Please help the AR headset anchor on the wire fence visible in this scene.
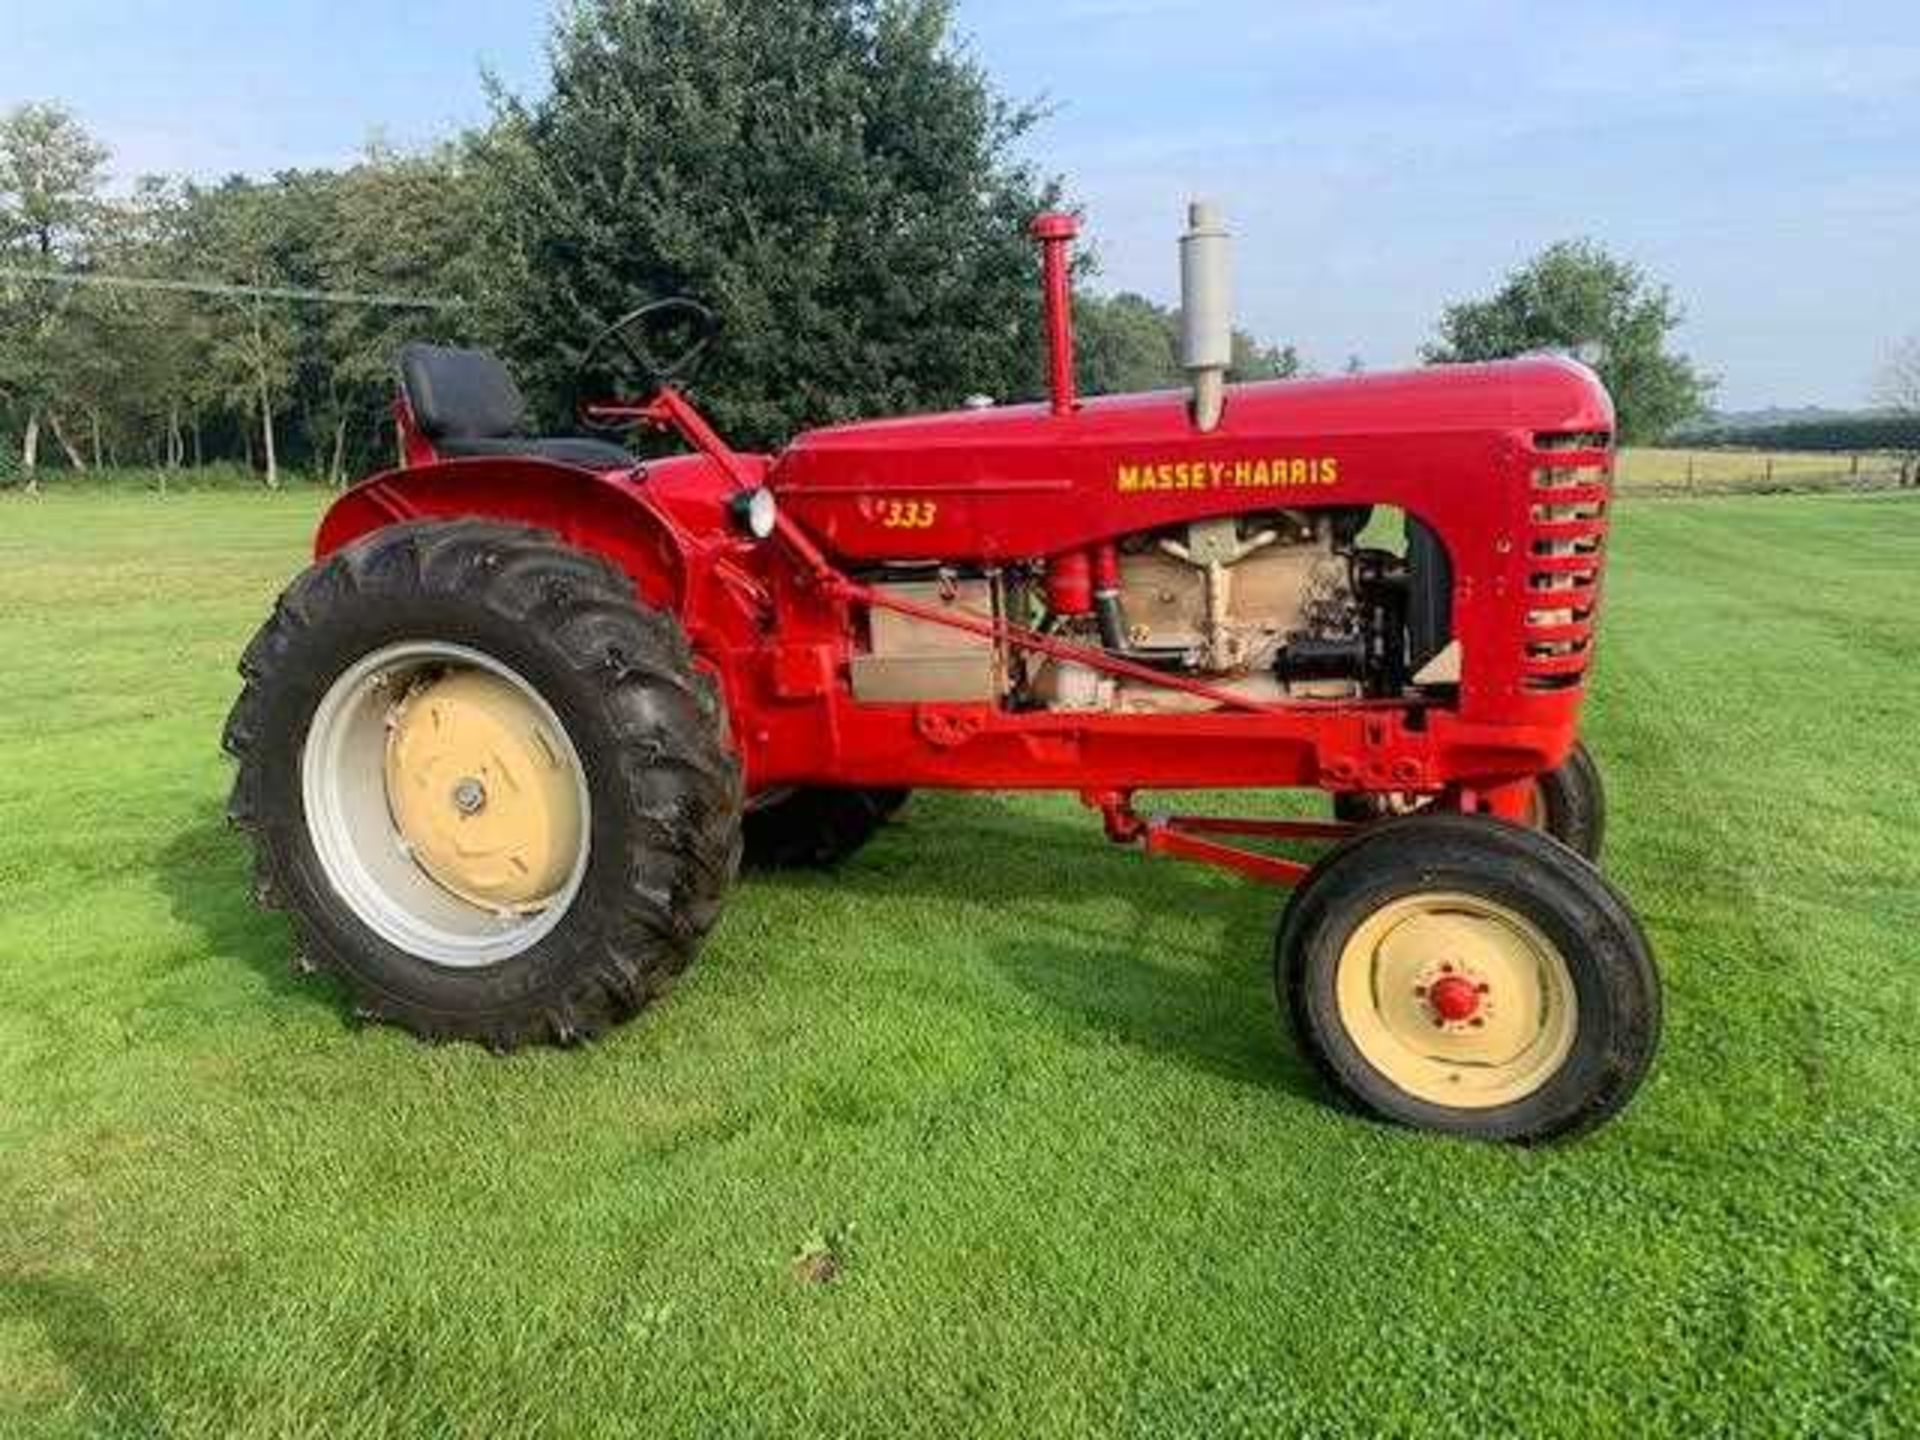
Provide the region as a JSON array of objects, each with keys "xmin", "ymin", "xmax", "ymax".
[{"xmin": 1615, "ymin": 448, "xmax": 1919, "ymax": 497}]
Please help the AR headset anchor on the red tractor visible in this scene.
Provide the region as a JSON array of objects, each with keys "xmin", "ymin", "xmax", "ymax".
[{"xmin": 226, "ymin": 203, "xmax": 1659, "ymax": 1142}]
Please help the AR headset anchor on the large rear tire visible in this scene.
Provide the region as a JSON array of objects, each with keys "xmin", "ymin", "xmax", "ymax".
[
  {"xmin": 223, "ymin": 519, "xmax": 742, "ymax": 1048},
  {"xmin": 1279, "ymin": 813, "xmax": 1658, "ymax": 1142}
]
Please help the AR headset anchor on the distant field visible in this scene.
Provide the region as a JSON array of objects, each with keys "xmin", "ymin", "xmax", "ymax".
[
  {"xmin": 1617, "ymin": 447, "xmax": 1911, "ymax": 495},
  {"xmin": 2, "ymin": 488, "xmax": 1918, "ymax": 1436}
]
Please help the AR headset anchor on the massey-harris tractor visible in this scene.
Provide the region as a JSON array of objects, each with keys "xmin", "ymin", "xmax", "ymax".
[{"xmin": 226, "ymin": 203, "xmax": 1660, "ymax": 1142}]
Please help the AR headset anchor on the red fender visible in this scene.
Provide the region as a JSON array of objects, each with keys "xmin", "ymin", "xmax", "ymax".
[{"xmin": 315, "ymin": 456, "xmax": 693, "ymax": 613}]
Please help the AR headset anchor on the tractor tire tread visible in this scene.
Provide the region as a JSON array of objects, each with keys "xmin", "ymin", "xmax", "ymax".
[
  {"xmin": 1537, "ymin": 738, "xmax": 1606, "ymax": 862},
  {"xmin": 222, "ymin": 518, "xmax": 742, "ymax": 1050}
]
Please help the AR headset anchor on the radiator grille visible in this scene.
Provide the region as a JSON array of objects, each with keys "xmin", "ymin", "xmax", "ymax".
[{"xmin": 1523, "ymin": 431, "xmax": 1612, "ymax": 692}]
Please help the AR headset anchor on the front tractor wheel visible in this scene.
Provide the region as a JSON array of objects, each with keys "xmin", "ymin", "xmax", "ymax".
[
  {"xmin": 1279, "ymin": 813, "xmax": 1659, "ymax": 1142},
  {"xmin": 223, "ymin": 519, "xmax": 743, "ymax": 1048}
]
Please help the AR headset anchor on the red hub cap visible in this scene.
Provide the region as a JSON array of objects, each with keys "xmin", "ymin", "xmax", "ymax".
[{"xmin": 1427, "ymin": 973, "xmax": 1482, "ymax": 1023}]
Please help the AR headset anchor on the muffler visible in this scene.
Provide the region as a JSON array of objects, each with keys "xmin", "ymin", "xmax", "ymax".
[{"xmin": 1180, "ymin": 200, "xmax": 1232, "ymax": 431}]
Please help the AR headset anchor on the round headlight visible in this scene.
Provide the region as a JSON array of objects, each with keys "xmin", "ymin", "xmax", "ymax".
[{"xmin": 730, "ymin": 486, "xmax": 778, "ymax": 540}]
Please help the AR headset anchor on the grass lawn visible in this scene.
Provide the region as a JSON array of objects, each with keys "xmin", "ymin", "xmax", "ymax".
[{"xmin": 2, "ymin": 488, "xmax": 1916, "ymax": 1437}]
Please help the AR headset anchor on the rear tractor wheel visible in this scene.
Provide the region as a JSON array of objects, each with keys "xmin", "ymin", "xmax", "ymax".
[
  {"xmin": 1279, "ymin": 813, "xmax": 1658, "ymax": 1142},
  {"xmin": 743, "ymin": 787, "xmax": 910, "ymax": 868},
  {"xmin": 223, "ymin": 519, "xmax": 743, "ymax": 1048},
  {"xmin": 1333, "ymin": 738, "xmax": 1606, "ymax": 861}
]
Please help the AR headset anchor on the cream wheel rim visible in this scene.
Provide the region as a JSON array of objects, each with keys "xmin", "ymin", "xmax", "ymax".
[
  {"xmin": 301, "ymin": 641, "xmax": 591, "ymax": 968},
  {"xmin": 1334, "ymin": 892, "xmax": 1577, "ymax": 1108}
]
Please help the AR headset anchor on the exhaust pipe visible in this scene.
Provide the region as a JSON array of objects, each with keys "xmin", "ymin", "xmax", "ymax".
[{"xmin": 1180, "ymin": 199, "xmax": 1232, "ymax": 431}]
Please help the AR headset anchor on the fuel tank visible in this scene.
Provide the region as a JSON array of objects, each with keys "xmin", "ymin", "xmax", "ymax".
[{"xmin": 770, "ymin": 355, "xmax": 1613, "ymax": 562}]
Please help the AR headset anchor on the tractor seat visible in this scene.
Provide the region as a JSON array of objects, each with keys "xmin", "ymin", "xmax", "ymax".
[{"xmin": 397, "ymin": 343, "xmax": 637, "ymax": 470}]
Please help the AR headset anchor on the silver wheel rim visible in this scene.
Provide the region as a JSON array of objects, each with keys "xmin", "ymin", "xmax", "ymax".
[{"xmin": 300, "ymin": 641, "xmax": 592, "ymax": 969}]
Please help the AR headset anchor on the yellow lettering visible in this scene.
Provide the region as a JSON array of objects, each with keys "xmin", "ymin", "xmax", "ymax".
[{"xmin": 1113, "ymin": 455, "xmax": 1338, "ymax": 495}]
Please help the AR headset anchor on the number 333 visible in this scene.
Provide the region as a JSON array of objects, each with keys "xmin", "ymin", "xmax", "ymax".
[{"xmin": 878, "ymin": 499, "xmax": 938, "ymax": 529}]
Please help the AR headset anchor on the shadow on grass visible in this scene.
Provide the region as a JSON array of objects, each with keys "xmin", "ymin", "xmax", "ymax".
[
  {"xmin": 155, "ymin": 790, "xmax": 1321, "ymax": 1105},
  {"xmin": 753, "ymin": 792, "xmax": 1324, "ymax": 1105},
  {"xmin": 154, "ymin": 803, "xmax": 352, "ymax": 1028},
  {"xmin": 984, "ymin": 925, "xmax": 1321, "ymax": 1103},
  {"xmin": 0, "ymin": 1273, "xmax": 164, "ymax": 1436}
]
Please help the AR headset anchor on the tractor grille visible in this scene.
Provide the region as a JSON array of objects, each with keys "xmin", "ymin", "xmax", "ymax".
[{"xmin": 1522, "ymin": 431, "xmax": 1613, "ymax": 692}]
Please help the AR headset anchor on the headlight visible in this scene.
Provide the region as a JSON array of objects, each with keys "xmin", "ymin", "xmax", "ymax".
[{"xmin": 729, "ymin": 486, "xmax": 778, "ymax": 540}]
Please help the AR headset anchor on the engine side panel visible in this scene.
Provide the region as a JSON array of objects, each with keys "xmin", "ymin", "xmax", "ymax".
[{"xmin": 768, "ymin": 357, "xmax": 1615, "ymax": 736}]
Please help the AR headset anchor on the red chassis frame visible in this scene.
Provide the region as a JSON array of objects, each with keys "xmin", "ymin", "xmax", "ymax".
[{"xmin": 332, "ymin": 262, "xmax": 1614, "ymax": 888}]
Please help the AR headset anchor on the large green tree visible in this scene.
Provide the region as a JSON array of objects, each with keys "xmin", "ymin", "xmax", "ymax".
[
  {"xmin": 471, "ymin": 0, "xmax": 1058, "ymax": 446},
  {"xmin": 1423, "ymin": 239, "xmax": 1713, "ymax": 443}
]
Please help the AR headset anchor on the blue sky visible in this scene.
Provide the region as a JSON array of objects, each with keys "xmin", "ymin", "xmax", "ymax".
[{"xmin": 5, "ymin": 0, "xmax": 1915, "ymax": 409}]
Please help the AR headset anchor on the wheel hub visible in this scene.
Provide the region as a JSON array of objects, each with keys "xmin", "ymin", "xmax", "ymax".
[
  {"xmin": 1424, "ymin": 971, "xmax": 1484, "ymax": 1024},
  {"xmin": 383, "ymin": 670, "xmax": 585, "ymax": 911},
  {"xmin": 1335, "ymin": 893, "xmax": 1577, "ymax": 1108}
]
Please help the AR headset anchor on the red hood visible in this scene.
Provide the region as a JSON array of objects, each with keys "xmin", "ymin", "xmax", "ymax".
[{"xmin": 775, "ymin": 356, "xmax": 1614, "ymax": 471}]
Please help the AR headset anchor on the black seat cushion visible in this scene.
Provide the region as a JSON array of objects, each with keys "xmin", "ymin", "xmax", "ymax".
[
  {"xmin": 435, "ymin": 435, "xmax": 638, "ymax": 469},
  {"xmin": 399, "ymin": 343, "xmax": 527, "ymax": 439},
  {"xmin": 397, "ymin": 342, "xmax": 636, "ymax": 470}
]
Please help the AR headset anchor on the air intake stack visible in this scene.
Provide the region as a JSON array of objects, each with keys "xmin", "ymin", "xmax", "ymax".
[
  {"xmin": 1180, "ymin": 200, "xmax": 1233, "ymax": 431},
  {"xmin": 1030, "ymin": 211, "xmax": 1081, "ymax": 416}
]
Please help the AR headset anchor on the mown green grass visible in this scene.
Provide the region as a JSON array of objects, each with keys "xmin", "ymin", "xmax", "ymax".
[{"xmin": 1, "ymin": 489, "xmax": 1916, "ymax": 1438}]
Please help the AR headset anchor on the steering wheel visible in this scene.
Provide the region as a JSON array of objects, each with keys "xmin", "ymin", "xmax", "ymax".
[{"xmin": 577, "ymin": 298, "xmax": 719, "ymax": 428}]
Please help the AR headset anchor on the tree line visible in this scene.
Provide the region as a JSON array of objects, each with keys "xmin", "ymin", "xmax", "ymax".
[
  {"xmin": 1678, "ymin": 414, "xmax": 1920, "ymax": 453},
  {"xmin": 0, "ymin": 114, "xmax": 481, "ymax": 489},
  {"xmin": 2, "ymin": 0, "xmax": 1728, "ymax": 493}
]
